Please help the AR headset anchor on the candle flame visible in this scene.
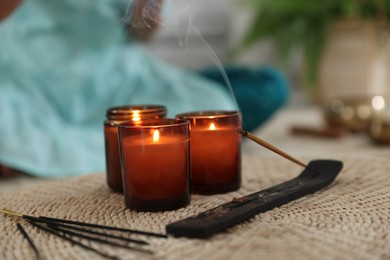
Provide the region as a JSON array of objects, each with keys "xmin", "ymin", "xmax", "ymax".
[
  {"xmin": 153, "ymin": 129, "xmax": 160, "ymax": 142},
  {"xmin": 132, "ymin": 112, "xmax": 141, "ymax": 122},
  {"xmin": 209, "ymin": 123, "xmax": 216, "ymax": 130}
]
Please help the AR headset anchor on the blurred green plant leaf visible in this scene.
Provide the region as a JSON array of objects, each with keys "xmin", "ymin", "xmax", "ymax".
[{"xmin": 238, "ymin": 0, "xmax": 390, "ymax": 91}]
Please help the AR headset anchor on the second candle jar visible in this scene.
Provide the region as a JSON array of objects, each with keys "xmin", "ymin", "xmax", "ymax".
[
  {"xmin": 176, "ymin": 111, "xmax": 242, "ymax": 194},
  {"xmin": 104, "ymin": 105, "xmax": 167, "ymax": 192}
]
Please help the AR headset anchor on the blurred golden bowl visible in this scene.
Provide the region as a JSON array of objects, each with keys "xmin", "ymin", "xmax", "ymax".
[
  {"xmin": 323, "ymin": 96, "xmax": 386, "ymax": 133},
  {"xmin": 369, "ymin": 95, "xmax": 390, "ymax": 144},
  {"xmin": 369, "ymin": 118, "xmax": 390, "ymax": 145}
]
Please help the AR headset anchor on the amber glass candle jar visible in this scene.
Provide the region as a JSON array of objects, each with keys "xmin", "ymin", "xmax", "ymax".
[
  {"xmin": 104, "ymin": 105, "xmax": 167, "ymax": 192},
  {"xmin": 176, "ymin": 111, "xmax": 242, "ymax": 194},
  {"xmin": 118, "ymin": 119, "xmax": 191, "ymax": 212}
]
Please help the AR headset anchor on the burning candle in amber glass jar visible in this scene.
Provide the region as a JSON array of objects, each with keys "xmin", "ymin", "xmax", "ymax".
[
  {"xmin": 104, "ymin": 105, "xmax": 167, "ymax": 193},
  {"xmin": 118, "ymin": 119, "xmax": 190, "ymax": 212},
  {"xmin": 176, "ymin": 111, "xmax": 242, "ymax": 194}
]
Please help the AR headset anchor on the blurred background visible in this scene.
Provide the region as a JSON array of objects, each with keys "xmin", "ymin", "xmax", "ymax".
[
  {"xmin": 146, "ymin": 0, "xmax": 275, "ymax": 69},
  {"xmin": 1, "ymin": 0, "xmax": 390, "ymax": 191},
  {"xmin": 145, "ymin": 0, "xmax": 390, "ymax": 137},
  {"xmin": 145, "ymin": 0, "xmax": 290, "ymax": 80}
]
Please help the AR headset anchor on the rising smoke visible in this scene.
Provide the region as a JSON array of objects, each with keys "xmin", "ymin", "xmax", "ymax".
[{"xmin": 123, "ymin": 0, "xmax": 239, "ymax": 110}]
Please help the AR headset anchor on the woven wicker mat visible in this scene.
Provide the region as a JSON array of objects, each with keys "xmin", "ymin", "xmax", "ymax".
[{"xmin": 1, "ymin": 155, "xmax": 390, "ymax": 260}]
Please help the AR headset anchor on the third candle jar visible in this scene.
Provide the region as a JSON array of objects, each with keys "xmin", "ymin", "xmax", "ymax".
[{"xmin": 176, "ymin": 111, "xmax": 242, "ymax": 194}]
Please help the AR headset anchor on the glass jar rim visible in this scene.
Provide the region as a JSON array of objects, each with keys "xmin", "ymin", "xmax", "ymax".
[
  {"xmin": 176, "ymin": 110, "xmax": 240, "ymax": 119},
  {"xmin": 106, "ymin": 105, "xmax": 167, "ymax": 117},
  {"xmin": 118, "ymin": 118, "xmax": 189, "ymax": 129}
]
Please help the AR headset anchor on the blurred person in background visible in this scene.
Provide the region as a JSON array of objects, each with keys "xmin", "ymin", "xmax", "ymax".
[{"xmin": 0, "ymin": 0, "xmax": 289, "ymax": 179}]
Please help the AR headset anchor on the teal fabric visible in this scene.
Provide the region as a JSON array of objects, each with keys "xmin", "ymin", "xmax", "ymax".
[
  {"xmin": 0, "ymin": 0, "xmax": 236, "ymax": 178},
  {"xmin": 0, "ymin": 0, "xmax": 288, "ymax": 178}
]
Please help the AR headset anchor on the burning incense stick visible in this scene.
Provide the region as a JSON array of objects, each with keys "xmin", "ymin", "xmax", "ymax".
[
  {"xmin": 237, "ymin": 129, "xmax": 308, "ymax": 169},
  {"xmin": 16, "ymin": 223, "xmax": 42, "ymax": 260}
]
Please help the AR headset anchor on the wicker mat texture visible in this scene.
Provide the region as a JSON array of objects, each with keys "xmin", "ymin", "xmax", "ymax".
[{"xmin": 1, "ymin": 155, "xmax": 389, "ymax": 260}]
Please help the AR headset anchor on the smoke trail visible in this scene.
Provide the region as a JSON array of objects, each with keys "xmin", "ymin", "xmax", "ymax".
[
  {"xmin": 191, "ymin": 25, "xmax": 239, "ymax": 110},
  {"xmin": 123, "ymin": 0, "xmax": 239, "ymax": 110}
]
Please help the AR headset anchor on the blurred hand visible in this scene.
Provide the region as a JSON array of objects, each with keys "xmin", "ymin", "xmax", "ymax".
[
  {"xmin": 0, "ymin": 164, "xmax": 19, "ymax": 178},
  {"xmin": 0, "ymin": 0, "xmax": 23, "ymax": 21},
  {"xmin": 129, "ymin": 0, "xmax": 163, "ymax": 41}
]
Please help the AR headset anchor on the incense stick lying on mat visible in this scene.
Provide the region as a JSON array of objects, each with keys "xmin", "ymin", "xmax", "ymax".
[
  {"xmin": 35, "ymin": 217, "xmax": 148, "ymax": 245},
  {"xmin": 28, "ymin": 221, "xmax": 120, "ymax": 259},
  {"xmin": 2, "ymin": 208, "xmax": 166, "ymax": 258},
  {"xmin": 1, "ymin": 208, "xmax": 166, "ymax": 238},
  {"xmin": 37, "ymin": 215, "xmax": 168, "ymax": 238},
  {"xmin": 16, "ymin": 223, "xmax": 42, "ymax": 260}
]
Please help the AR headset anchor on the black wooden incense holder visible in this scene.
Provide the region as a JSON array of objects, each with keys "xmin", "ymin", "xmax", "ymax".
[{"xmin": 166, "ymin": 160, "xmax": 343, "ymax": 238}]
